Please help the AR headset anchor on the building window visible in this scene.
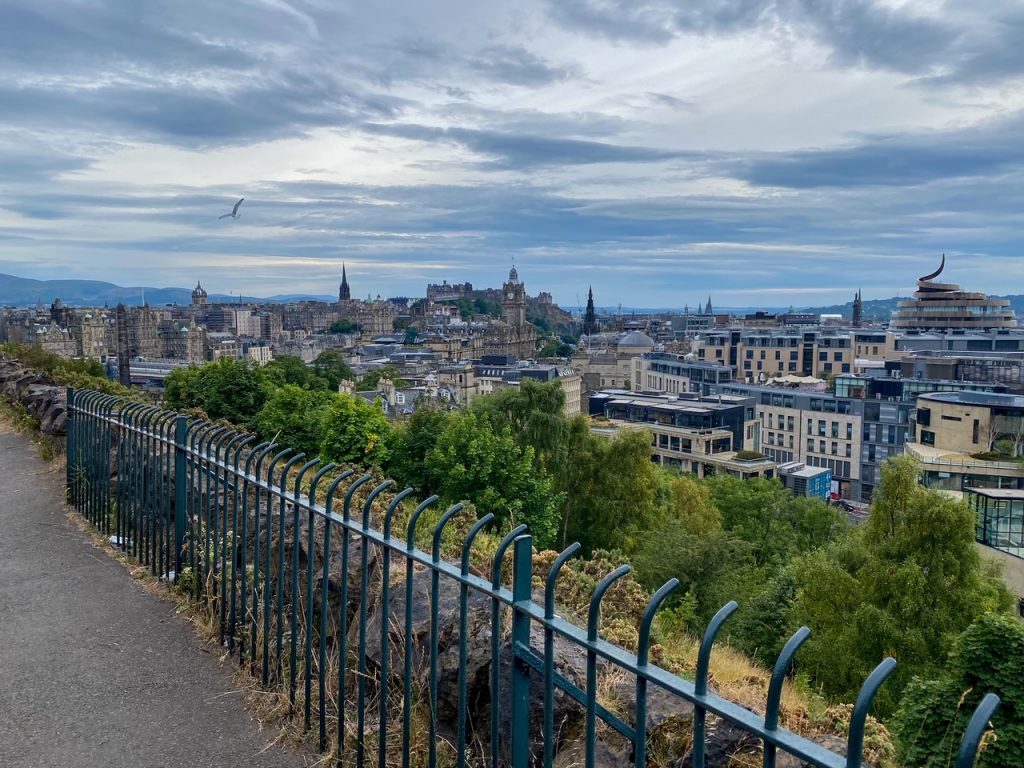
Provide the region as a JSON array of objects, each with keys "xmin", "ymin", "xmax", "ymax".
[
  {"xmin": 790, "ymin": 351, "xmax": 798, "ymax": 361},
  {"xmin": 973, "ymin": 419, "xmax": 980, "ymax": 444},
  {"xmin": 831, "ymin": 441, "xmax": 838, "ymax": 455},
  {"xmin": 834, "ymin": 351, "xmax": 842, "ymax": 361},
  {"xmin": 841, "ymin": 363, "xmax": 850, "ymax": 373},
  {"xmin": 806, "ymin": 438, "xmax": 814, "ymax": 452},
  {"xmin": 819, "ymin": 351, "xmax": 828, "ymax": 361},
  {"xmin": 775, "ymin": 351, "xmax": 781, "ymax": 360},
  {"xmin": 819, "ymin": 440, "xmax": 826, "ymax": 453},
  {"xmin": 818, "ymin": 420, "xmax": 826, "ymax": 436},
  {"xmin": 921, "ymin": 430, "xmax": 935, "ymax": 447},
  {"xmin": 831, "ymin": 421, "xmax": 839, "ymax": 437},
  {"xmin": 846, "ymin": 444, "xmax": 852, "ymax": 457}
]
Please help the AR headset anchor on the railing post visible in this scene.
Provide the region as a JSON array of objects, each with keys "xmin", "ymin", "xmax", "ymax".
[
  {"xmin": 173, "ymin": 414, "xmax": 188, "ymax": 581},
  {"xmin": 510, "ymin": 534, "xmax": 533, "ymax": 768},
  {"xmin": 66, "ymin": 387, "xmax": 76, "ymax": 502}
]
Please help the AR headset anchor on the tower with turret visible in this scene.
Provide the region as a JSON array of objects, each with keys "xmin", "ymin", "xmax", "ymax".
[
  {"xmin": 852, "ymin": 289, "xmax": 863, "ymax": 327},
  {"xmin": 191, "ymin": 281, "xmax": 208, "ymax": 307}
]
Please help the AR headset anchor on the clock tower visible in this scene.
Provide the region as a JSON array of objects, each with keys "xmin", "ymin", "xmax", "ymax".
[{"xmin": 501, "ymin": 265, "xmax": 526, "ymax": 327}]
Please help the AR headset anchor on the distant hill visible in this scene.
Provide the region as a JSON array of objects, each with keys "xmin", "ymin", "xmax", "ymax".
[
  {"xmin": 0, "ymin": 273, "xmax": 332, "ymax": 307},
  {"xmin": 801, "ymin": 295, "xmax": 1024, "ymax": 322},
  {"xmin": 800, "ymin": 297, "xmax": 907, "ymax": 322}
]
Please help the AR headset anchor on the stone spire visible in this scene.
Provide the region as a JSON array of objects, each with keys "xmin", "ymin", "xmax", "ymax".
[
  {"xmin": 583, "ymin": 286, "xmax": 597, "ymax": 336},
  {"xmin": 852, "ymin": 288, "xmax": 863, "ymax": 327},
  {"xmin": 339, "ymin": 263, "xmax": 351, "ymax": 301},
  {"xmin": 704, "ymin": 296, "xmax": 713, "ymax": 315}
]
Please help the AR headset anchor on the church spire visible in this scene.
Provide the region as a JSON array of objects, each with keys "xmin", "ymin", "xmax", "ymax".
[
  {"xmin": 339, "ymin": 263, "xmax": 351, "ymax": 301},
  {"xmin": 583, "ymin": 285, "xmax": 597, "ymax": 336},
  {"xmin": 704, "ymin": 295, "xmax": 713, "ymax": 315}
]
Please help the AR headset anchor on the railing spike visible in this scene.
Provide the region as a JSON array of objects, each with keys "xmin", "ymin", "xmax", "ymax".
[
  {"xmin": 846, "ymin": 657, "xmax": 896, "ymax": 768},
  {"xmin": 545, "ymin": 543, "xmax": 582, "ymax": 620},
  {"xmin": 693, "ymin": 601, "xmax": 739, "ymax": 768},
  {"xmin": 461, "ymin": 513, "xmax": 494, "ymax": 574},
  {"xmin": 955, "ymin": 692, "xmax": 1000, "ymax": 768},
  {"xmin": 763, "ymin": 626, "xmax": 811, "ymax": 768}
]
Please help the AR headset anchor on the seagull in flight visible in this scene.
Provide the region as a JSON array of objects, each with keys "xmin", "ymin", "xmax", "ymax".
[{"xmin": 219, "ymin": 198, "xmax": 245, "ymax": 220}]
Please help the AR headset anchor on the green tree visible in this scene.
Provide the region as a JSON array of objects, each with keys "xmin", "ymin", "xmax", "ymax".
[
  {"xmin": 164, "ymin": 365, "xmax": 203, "ymax": 411},
  {"xmin": 472, "ymin": 379, "xmax": 567, "ymax": 472},
  {"xmin": 253, "ymin": 385, "xmax": 336, "ymax": 455},
  {"xmin": 392, "ymin": 317, "xmax": 411, "ymax": 331},
  {"xmin": 665, "ymin": 474, "xmax": 720, "ymax": 536},
  {"xmin": 263, "ymin": 355, "xmax": 324, "ymax": 390},
  {"xmin": 327, "ymin": 318, "xmax": 360, "ymax": 334},
  {"xmin": 725, "ymin": 568, "xmax": 799, "ymax": 666},
  {"xmin": 707, "ymin": 475, "xmax": 843, "ymax": 565},
  {"xmin": 164, "ymin": 358, "xmax": 268, "ymax": 426},
  {"xmin": 556, "ymin": 424, "xmax": 664, "ymax": 553},
  {"xmin": 312, "ymin": 350, "xmax": 354, "ymax": 391},
  {"xmin": 538, "ymin": 339, "xmax": 573, "ymax": 358},
  {"xmin": 792, "ymin": 456, "xmax": 1013, "ymax": 714},
  {"xmin": 632, "ymin": 520, "xmax": 754, "ymax": 626},
  {"xmin": 387, "ymin": 406, "xmax": 454, "ymax": 494},
  {"xmin": 403, "ymin": 327, "xmax": 419, "ymax": 345},
  {"xmin": 357, "ymin": 365, "xmax": 408, "ymax": 391},
  {"xmin": 425, "ymin": 411, "xmax": 559, "ymax": 547},
  {"xmin": 319, "ymin": 393, "xmax": 393, "ymax": 466},
  {"xmin": 893, "ymin": 612, "xmax": 1024, "ymax": 768}
]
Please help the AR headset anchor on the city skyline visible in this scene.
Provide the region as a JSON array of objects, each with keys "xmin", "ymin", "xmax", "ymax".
[{"xmin": 2, "ymin": 2, "xmax": 1024, "ymax": 305}]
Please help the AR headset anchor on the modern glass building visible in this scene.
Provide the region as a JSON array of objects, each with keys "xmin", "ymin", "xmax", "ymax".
[{"xmin": 968, "ymin": 488, "xmax": 1024, "ymax": 560}]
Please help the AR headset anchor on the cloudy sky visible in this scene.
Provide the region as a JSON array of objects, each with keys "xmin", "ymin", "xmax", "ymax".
[{"xmin": 2, "ymin": 1, "xmax": 1023, "ymax": 307}]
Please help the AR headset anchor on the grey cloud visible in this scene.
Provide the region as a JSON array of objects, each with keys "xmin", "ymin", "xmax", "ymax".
[
  {"xmin": 0, "ymin": 150, "xmax": 91, "ymax": 182},
  {"xmin": 362, "ymin": 122, "xmax": 687, "ymax": 167},
  {"xmin": 740, "ymin": 112, "xmax": 1024, "ymax": 188},
  {"xmin": 0, "ymin": 71, "xmax": 408, "ymax": 147},
  {"xmin": 467, "ymin": 44, "xmax": 579, "ymax": 86},
  {"xmin": 545, "ymin": 0, "xmax": 1024, "ymax": 84},
  {"xmin": 0, "ymin": 2, "xmax": 257, "ymax": 73},
  {"xmin": 647, "ymin": 92, "xmax": 697, "ymax": 112}
]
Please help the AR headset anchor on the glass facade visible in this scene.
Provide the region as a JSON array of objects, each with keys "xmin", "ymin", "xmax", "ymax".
[{"xmin": 969, "ymin": 489, "xmax": 1024, "ymax": 559}]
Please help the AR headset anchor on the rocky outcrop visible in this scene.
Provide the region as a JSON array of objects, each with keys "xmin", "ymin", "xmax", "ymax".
[{"xmin": 0, "ymin": 360, "xmax": 67, "ymax": 435}]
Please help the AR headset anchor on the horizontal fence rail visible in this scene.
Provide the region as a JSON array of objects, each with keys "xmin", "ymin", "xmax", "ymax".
[{"xmin": 64, "ymin": 388, "xmax": 1000, "ymax": 768}]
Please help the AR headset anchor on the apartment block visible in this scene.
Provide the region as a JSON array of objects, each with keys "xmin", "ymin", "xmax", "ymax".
[
  {"xmin": 589, "ymin": 390, "xmax": 774, "ymax": 480},
  {"xmin": 631, "ymin": 353, "xmax": 734, "ymax": 396},
  {"xmin": 693, "ymin": 327, "xmax": 853, "ymax": 380}
]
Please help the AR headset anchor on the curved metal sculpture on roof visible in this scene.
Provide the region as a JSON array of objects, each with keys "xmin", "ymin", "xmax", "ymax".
[{"xmin": 919, "ymin": 253, "xmax": 945, "ymax": 282}]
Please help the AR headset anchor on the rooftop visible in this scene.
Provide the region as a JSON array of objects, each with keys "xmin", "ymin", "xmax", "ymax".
[
  {"xmin": 967, "ymin": 488, "xmax": 1024, "ymax": 500},
  {"xmin": 919, "ymin": 390, "xmax": 1024, "ymax": 408}
]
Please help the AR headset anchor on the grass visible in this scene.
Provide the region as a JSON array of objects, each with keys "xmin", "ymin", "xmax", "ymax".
[{"xmin": 0, "ymin": 396, "xmax": 63, "ymax": 461}]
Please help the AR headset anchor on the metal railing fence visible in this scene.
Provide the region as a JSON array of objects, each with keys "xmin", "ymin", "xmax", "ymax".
[{"xmin": 65, "ymin": 388, "xmax": 1000, "ymax": 768}]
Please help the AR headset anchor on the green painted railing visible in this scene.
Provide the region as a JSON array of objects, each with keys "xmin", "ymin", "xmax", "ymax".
[{"xmin": 65, "ymin": 388, "xmax": 1000, "ymax": 768}]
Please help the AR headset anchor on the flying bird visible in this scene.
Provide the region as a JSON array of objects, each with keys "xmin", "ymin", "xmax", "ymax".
[{"xmin": 219, "ymin": 198, "xmax": 245, "ymax": 219}]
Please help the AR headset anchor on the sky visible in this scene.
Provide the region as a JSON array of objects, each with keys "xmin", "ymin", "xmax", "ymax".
[{"xmin": 2, "ymin": 1, "xmax": 1024, "ymax": 308}]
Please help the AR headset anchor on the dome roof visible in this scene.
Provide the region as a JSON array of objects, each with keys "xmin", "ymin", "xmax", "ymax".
[{"xmin": 618, "ymin": 330, "xmax": 655, "ymax": 349}]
